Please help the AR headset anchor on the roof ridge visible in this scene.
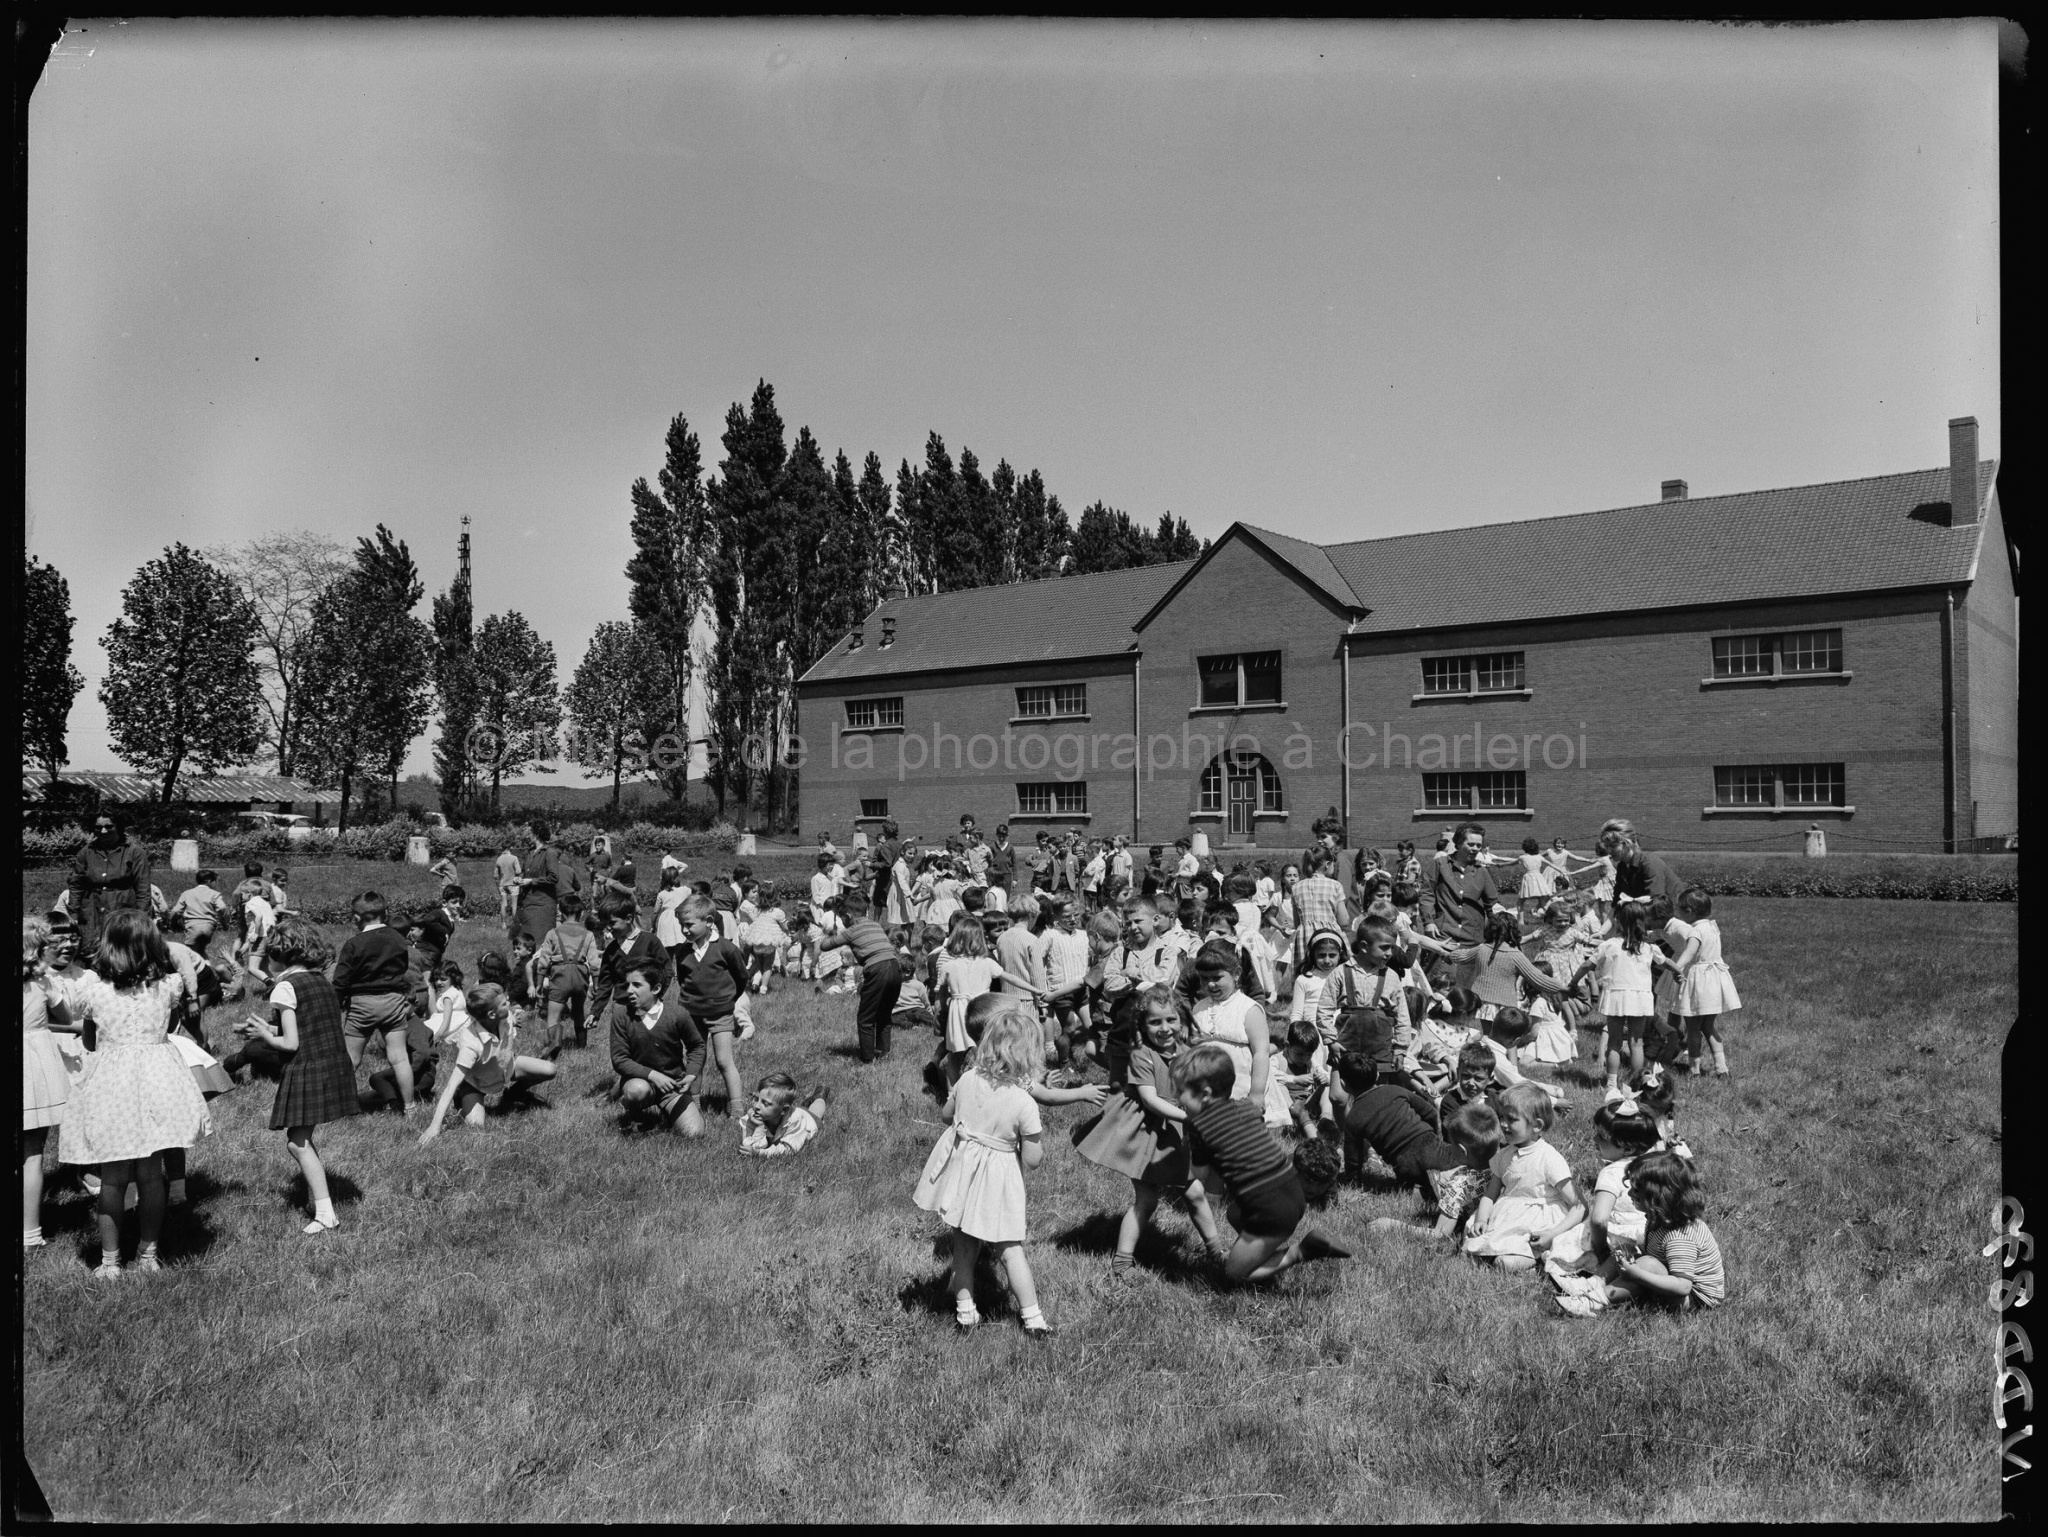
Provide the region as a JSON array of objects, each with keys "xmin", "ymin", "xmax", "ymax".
[{"xmin": 1319, "ymin": 461, "xmax": 1976, "ymax": 555}]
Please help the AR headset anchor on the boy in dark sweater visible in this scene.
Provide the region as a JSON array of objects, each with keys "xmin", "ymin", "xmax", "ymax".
[
  {"xmin": 610, "ymin": 960, "xmax": 705, "ymax": 1137},
  {"xmin": 672, "ymin": 895, "xmax": 751, "ymax": 1113},
  {"xmin": 333, "ymin": 890, "xmax": 421, "ymax": 1112},
  {"xmin": 1332, "ymin": 1010, "xmax": 1465, "ymax": 1187},
  {"xmin": 1173, "ymin": 1044, "xmax": 1351, "ymax": 1285}
]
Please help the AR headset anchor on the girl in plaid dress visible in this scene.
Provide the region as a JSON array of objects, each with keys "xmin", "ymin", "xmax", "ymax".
[{"xmin": 240, "ymin": 918, "xmax": 358, "ymax": 1235}]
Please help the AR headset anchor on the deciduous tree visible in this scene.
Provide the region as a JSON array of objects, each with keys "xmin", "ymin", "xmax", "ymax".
[
  {"xmin": 565, "ymin": 620, "xmax": 675, "ymax": 812},
  {"xmin": 100, "ymin": 545, "xmax": 265, "ymax": 803},
  {"xmin": 471, "ymin": 611, "xmax": 559, "ymax": 816},
  {"xmin": 22, "ymin": 553, "xmax": 85, "ymax": 785},
  {"xmin": 205, "ymin": 532, "xmax": 349, "ymax": 774}
]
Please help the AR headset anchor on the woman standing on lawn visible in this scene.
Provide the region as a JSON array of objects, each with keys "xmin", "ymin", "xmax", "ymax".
[
  {"xmin": 240, "ymin": 917, "xmax": 358, "ymax": 1235},
  {"xmin": 513, "ymin": 822, "xmax": 582, "ymax": 947},
  {"xmin": 62, "ymin": 911, "xmax": 214, "ymax": 1277}
]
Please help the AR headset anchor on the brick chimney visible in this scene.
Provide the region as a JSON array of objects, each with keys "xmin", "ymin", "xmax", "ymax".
[
  {"xmin": 1661, "ymin": 479, "xmax": 1688, "ymax": 502},
  {"xmin": 1949, "ymin": 416, "xmax": 1980, "ymax": 526},
  {"xmin": 847, "ymin": 624, "xmax": 864, "ymax": 652},
  {"xmin": 880, "ymin": 617, "xmax": 896, "ymax": 649}
]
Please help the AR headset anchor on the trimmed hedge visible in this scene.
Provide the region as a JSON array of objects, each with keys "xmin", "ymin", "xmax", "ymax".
[
  {"xmin": 1651, "ymin": 852, "xmax": 2015, "ymax": 903},
  {"xmin": 19, "ymin": 817, "xmax": 741, "ymax": 869}
]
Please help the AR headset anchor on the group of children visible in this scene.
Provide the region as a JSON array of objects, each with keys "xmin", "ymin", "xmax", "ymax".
[
  {"xmin": 885, "ymin": 831, "xmax": 1739, "ymax": 1333},
  {"xmin": 24, "ymin": 823, "xmax": 1734, "ymax": 1328},
  {"xmin": 19, "ymin": 845, "xmax": 850, "ymax": 1271}
]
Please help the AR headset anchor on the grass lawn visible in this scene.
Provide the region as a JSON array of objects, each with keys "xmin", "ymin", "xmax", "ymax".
[{"xmin": 21, "ymin": 898, "xmax": 2007, "ymax": 1520}]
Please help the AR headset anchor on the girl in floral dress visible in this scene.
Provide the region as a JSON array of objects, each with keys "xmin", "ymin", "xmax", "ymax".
[{"xmin": 62, "ymin": 912, "xmax": 213, "ymax": 1277}]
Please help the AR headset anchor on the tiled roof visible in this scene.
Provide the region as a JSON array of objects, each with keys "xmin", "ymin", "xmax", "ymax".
[
  {"xmin": 25, "ymin": 771, "xmax": 344, "ymax": 805},
  {"xmin": 796, "ymin": 460, "xmax": 1996, "ymax": 682},
  {"xmin": 1325, "ymin": 463, "xmax": 1995, "ymax": 635},
  {"xmin": 1237, "ymin": 524, "xmax": 1367, "ymax": 614},
  {"xmin": 798, "ymin": 561, "xmax": 1191, "ymax": 684}
]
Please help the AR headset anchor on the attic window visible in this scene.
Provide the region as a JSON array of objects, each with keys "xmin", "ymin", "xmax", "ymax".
[{"xmin": 1197, "ymin": 652, "xmax": 1283, "ymax": 709}]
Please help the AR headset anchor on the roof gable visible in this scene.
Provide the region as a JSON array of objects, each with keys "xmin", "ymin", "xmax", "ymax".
[{"xmin": 1131, "ymin": 523, "xmax": 1367, "ymax": 632}]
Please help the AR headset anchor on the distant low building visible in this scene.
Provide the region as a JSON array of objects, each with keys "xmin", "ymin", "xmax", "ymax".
[
  {"xmin": 796, "ymin": 417, "xmax": 2015, "ymax": 853},
  {"xmin": 24, "ymin": 771, "xmax": 344, "ymax": 820}
]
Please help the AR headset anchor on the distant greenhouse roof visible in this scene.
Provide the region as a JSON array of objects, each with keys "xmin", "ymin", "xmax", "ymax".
[{"xmin": 24, "ymin": 771, "xmax": 344, "ymax": 805}]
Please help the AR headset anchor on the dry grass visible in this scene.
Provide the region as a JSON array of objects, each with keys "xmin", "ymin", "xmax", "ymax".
[{"xmin": 20, "ymin": 898, "xmax": 2006, "ymax": 1520}]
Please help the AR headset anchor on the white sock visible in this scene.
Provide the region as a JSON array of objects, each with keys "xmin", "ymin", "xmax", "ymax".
[
  {"xmin": 1020, "ymin": 1304, "xmax": 1047, "ymax": 1329},
  {"xmin": 23, "ymin": 1226, "xmax": 42, "ymax": 1243},
  {"xmin": 314, "ymin": 1198, "xmax": 335, "ymax": 1222},
  {"xmin": 955, "ymin": 1293, "xmax": 979, "ymax": 1320}
]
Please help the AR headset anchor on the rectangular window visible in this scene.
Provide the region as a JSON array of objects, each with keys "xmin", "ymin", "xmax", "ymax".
[
  {"xmin": 1781, "ymin": 763, "xmax": 1847, "ymax": 806},
  {"xmin": 1421, "ymin": 771, "xmax": 1526, "ymax": 810},
  {"xmin": 858, "ymin": 798, "xmax": 889, "ymax": 819},
  {"xmin": 1712, "ymin": 635, "xmax": 1772, "ymax": 677},
  {"xmin": 1197, "ymin": 652, "xmax": 1284, "ymax": 708},
  {"xmin": 1421, "ymin": 652, "xmax": 1526, "ymax": 695},
  {"xmin": 1421, "ymin": 656, "xmax": 1471, "ymax": 695},
  {"xmin": 1198, "ymin": 654, "xmax": 1240, "ymax": 707},
  {"xmin": 1473, "ymin": 652, "xmax": 1526, "ymax": 692},
  {"xmin": 1713, "ymin": 630, "xmax": 1846, "ymax": 678},
  {"xmin": 1017, "ymin": 782, "xmax": 1088, "ymax": 816},
  {"xmin": 845, "ymin": 697, "xmax": 904, "ymax": 730},
  {"xmin": 1015, "ymin": 683, "xmax": 1087, "ymax": 718},
  {"xmin": 1713, "ymin": 766, "xmax": 1775, "ymax": 807},
  {"xmin": 1778, "ymin": 629, "xmax": 1843, "ymax": 674}
]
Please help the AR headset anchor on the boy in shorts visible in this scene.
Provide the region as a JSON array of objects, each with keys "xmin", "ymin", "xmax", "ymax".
[
  {"xmin": 1173, "ymin": 1043, "xmax": 1351, "ymax": 1284},
  {"xmin": 672, "ymin": 895, "xmax": 751, "ymax": 1113}
]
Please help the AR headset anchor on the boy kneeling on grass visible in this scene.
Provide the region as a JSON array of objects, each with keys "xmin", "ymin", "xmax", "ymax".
[
  {"xmin": 1172, "ymin": 1043, "xmax": 1352, "ymax": 1285},
  {"xmin": 609, "ymin": 960, "xmax": 705, "ymax": 1137}
]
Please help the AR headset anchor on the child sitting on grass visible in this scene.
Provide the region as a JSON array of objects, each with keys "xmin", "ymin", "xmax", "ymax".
[
  {"xmin": 737, "ymin": 1073, "xmax": 830, "ymax": 1158},
  {"xmin": 1072, "ymin": 985, "xmax": 1225, "ymax": 1276},
  {"xmin": 1273, "ymin": 1016, "xmax": 1331, "ymax": 1140},
  {"xmin": 1554, "ymin": 1149, "xmax": 1724, "ymax": 1316},
  {"xmin": 1369, "ymin": 1098, "xmax": 1503, "ymax": 1243},
  {"xmin": 1173, "ymin": 1043, "xmax": 1351, "ymax": 1285},
  {"xmin": 1462, "ymin": 1082, "xmax": 1587, "ymax": 1273},
  {"xmin": 1544, "ymin": 1087, "xmax": 1663, "ymax": 1292},
  {"xmin": 609, "ymin": 960, "xmax": 704, "ymax": 1137},
  {"xmin": 913, "ymin": 1003, "xmax": 1055, "ymax": 1336}
]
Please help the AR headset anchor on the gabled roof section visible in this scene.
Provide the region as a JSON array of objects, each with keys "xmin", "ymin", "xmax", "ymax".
[
  {"xmin": 1131, "ymin": 522, "xmax": 1367, "ymax": 632},
  {"xmin": 1324, "ymin": 462, "xmax": 1996, "ymax": 635},
  {"xmin": 797, "ymin": 561, "xmax": 1190, "ymax": 685}
]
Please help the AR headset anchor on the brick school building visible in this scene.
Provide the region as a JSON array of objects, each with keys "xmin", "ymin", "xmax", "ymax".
[{"xmin": 794, "ymin": 417, "xmax": 2015, "ymax": 855}]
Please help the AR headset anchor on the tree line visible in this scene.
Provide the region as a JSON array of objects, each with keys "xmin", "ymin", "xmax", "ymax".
[{"xmin": 19, "ymin": 379, "xmax": 1205, "ymax": 829}]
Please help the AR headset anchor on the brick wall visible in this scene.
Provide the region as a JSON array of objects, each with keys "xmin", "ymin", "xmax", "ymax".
[
  {"xmin": 1343, "ymin": 591, "xmax": 1950, "ymax": 850},
  {"xmin": 795, "ymin": 655, "xmax": 1138, "ymax": 845},
  {"xmin": 1129, "ymin": 536, "xmax": 1354, "ymax": 847}
]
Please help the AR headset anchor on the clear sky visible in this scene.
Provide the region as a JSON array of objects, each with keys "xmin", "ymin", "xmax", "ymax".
[{"xmin": 28, "ymin": 18, "xmax": 2000, "ymax": 780}]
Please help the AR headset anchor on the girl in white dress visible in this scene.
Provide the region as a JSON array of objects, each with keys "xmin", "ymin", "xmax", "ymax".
[
  {"xmin": 933, "ymin": 916, "xmax": 1042, "ymax": 1078},
  {"xmin": 62, "ymin": 912, "xmax": 214, "ymax": 1278},
  {"xmin": 1463, "ymin": 1082, "xmax": 1587, "ymax": 1271},
  {"xmin": 1669, "ymin": 887, "xmax": 1741, "ymax": 1077},
  {"xmin": 1191, "ymin": 948, "xmax": 1292, "ymax": 1128},
  {"xmin": 913, "ymin": 1002, "xmax": 1053, "ymax": 1336},
  {"xmin": 1569, "ymin": 902, "xmax": 1667, "ymax": 1091}
]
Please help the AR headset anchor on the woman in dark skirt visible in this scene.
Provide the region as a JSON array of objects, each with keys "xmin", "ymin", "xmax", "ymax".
[{"xmin": 237, "ymin": 917, "xmax": 358, "ymax": 1235}]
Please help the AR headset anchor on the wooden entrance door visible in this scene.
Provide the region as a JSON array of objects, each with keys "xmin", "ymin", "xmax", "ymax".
[{"xmin": 1227, "ymin": 771, "xmax": 1256, "ymax": 841}]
